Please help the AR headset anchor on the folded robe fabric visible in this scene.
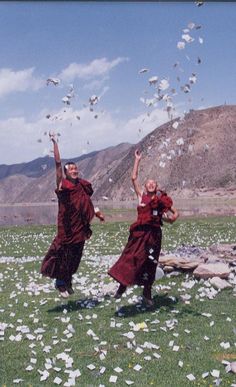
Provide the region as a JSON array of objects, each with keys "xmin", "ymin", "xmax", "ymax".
[
  {"xmin": 41, "ymin": 178, "xmax": 95, "ymax": 281},
  {"xmin": 108, "ymin": 191, "xmax": 173, "ymax": 287}
]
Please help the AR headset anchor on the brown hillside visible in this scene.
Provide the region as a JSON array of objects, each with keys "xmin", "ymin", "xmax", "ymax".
[{"xmin": 93, "ymin": 105, "xmax": 236, "ymax": 201}]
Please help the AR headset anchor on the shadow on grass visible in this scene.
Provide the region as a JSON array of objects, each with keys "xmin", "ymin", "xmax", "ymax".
[
  {"xmin": 114, "ymin": 294, "xmax": 179, "ymax": 318},
  {"xmin": 114, "ymin": 294, "xmax": 204, "ymax": 318},
  {"xmin": 47, "ymin": 297, "xmax": 101, "ymax": 313}
]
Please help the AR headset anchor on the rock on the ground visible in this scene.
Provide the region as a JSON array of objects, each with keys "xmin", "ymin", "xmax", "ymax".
[
  {"xmin": 159, "ymin": 255, "xmax": 201, "ymax": 270},
  {"xmin": 193, "ymin": 263, "xmax": 231, "ymax": 279},
  {"xmin": 163, "ymin": 265, "xmax": 174, "ymax": 272},
  {"xmin": 209, "ymin": 243, "xmax": 236, "ymax": 261},
  {"xmin": 209, "ymin": 277, "xmax": 232, "ymax": 290}
]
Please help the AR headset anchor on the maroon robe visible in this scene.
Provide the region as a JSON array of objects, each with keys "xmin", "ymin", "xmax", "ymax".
[
  {"xmin": 40, "ymin": 178, "xmax": 95, "ymax": 283},
  {"xmin": 108, "ymin": 191, "xmax": 172, "ymax": 287}
]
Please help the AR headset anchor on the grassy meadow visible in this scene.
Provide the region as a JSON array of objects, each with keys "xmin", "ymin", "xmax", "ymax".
[{"xmin": 0, "ymin": 216, "xmax": 236, "ymax": 386}]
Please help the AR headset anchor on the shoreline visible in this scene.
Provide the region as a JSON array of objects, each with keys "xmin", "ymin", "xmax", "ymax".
[{"xmin": 0, "ymin": 196, "xmax": 235, "ymax": 226}]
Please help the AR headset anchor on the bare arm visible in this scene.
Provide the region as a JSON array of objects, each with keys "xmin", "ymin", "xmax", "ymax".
[
  {"xmin": 50, "ymin": 133, "xmax": 63, "ymax": 189},
  {"xmin": 94, "ymin": 207, "xmax": 105, "ymax": 222},
  {"xmin": 162, "ymin": 207, "xmax": 179, "ymax": 224},
  {"xmin": 131, "ymin": 149, "xmax": 143, "ymax": 198}
]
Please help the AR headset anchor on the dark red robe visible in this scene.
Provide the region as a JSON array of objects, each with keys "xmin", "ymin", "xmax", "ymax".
[
  {"xmin": 40, "ymin": 178, "xmax": 95, "ymax": 283},
  {"xmin": 108, "ymin": 191, "xmax": 172, "ymax": 287}
]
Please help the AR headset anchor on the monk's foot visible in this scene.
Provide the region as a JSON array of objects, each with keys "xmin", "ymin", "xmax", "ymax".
[
  {"xmin": 55, "ymin": 280, "xmax": 70, "ymax": 298},
  {"xmin": 66, "ymin": 283, "xmax": 75, "ymax": 295},
  {"xmin": 143, "ymin": 296, "xmax": 154, "ymax": 307},
  {"xmin": 56, "ymin": 286, "xmax": 69, "ymax": 298},
  {"xmin": 142, "ymin": 287, "xmax": 154, "ymax": 307},
  {"xmin": 114, "ymin": 284, "xmax": 127, "ymax": 299}
]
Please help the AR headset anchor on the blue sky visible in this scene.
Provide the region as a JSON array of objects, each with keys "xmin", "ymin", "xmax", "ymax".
[{"xmin": 0, "ymin": 1, "xmax": 235, "ymax": 164}]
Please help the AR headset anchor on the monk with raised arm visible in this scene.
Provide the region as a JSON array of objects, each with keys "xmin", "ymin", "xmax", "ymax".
[
  {"xmin": 108, "ymin": 149, "xmax": 178, "ymax": 306},
  {"xmin": 41, "ymin": 134, "xmax": 104, "ymax": 298}
]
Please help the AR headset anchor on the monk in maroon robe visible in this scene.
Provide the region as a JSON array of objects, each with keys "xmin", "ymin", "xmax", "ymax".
[
  {"xmin": 41, "ymin": 134, "xmax": 104, "ymax": 298},
  {"xmin": 108, "ymin": 149, "xmax": 178, "ymax": 306}
]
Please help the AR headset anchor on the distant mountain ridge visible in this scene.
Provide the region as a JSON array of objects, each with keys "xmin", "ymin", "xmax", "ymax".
[
  {"xmin": 0, "ymin": 105, "xmax": 236, "ymax": 204},
  {"xmin": 0, "ymin": 143, "xmax": 132, "ymax": 203},
  {"xmin": 0, "ymin": 150, "xmax": 100, "ymax": 180}
]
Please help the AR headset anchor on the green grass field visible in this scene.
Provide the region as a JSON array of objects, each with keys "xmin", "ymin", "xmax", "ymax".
[{"xmin": 0, "ymin": 217, "xmax": 236, "ymax": 386}]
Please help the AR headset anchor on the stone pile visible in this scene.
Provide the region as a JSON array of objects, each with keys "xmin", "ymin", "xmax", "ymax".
[{"xmin": 160, "ymin": 243, "xmax": 236, "ymax": 290}]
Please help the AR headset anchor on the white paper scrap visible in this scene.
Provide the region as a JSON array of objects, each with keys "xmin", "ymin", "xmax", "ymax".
[
  {"xmin": 173, "ymin": 345, "xmax": 179, "ymax": 352},
  {"xmin": 133, "ymin": 364, "xmax": 142, "ymax": 371},
  {"xmin": 135, "ymin": 347, "xmax": 144, "ymax": 354},
  {"xmin": 211, "ymin": 369, "xmax": 220, "ymax": 378},
  {"xmin": 123, "ymin": 332, "xmax": 135, "ymax": 339},
  {"xmin": 26, "ymin": 365, "xmax": 34, "ymax": 371},
  {"xmin": 53, "ymin": 377, "xmax": 62, "ymax": 385},
  {"xmin": 114, "ymin": 367, "xmax": 123, "ymax": 373},
  {"xmin": 40, "ymin": 370, "xmax": 49, "ymax": 381},
  {"xmin": 109, "ymin": 375, "xmax": 118, "ymax": 383},
  {"xmin": 87, "ymin": 364, "xmax": 96, "ymax": 370},
  {"xmin": 186, "ymin": 374, "xmax": 196, "ymax": 381},
  {"xmin": 153, "ymin": 353, "xmax": 161, "ymax": 359},
  {"xmin": 220, "ymin": 342, "xmax": 230, "ymax": 349}
]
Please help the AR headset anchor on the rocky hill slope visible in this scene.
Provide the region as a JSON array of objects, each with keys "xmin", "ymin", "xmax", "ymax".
[{"xmin": 93, "ymin": 105, "xmax": 236, "ymax": 201}]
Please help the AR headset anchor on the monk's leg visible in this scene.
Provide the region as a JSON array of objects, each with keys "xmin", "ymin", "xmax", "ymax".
[
  {"xmin": 141, "ymin": 228, "xmax": 162, "ymax": 306},
  {"xmin": 142, "ymin": 284, "xmax": 154, "ymax": 306},
  {"xmin": 63, "ymin": 242, "xmax": 85, "ymax": 293},
  {"xmin": 114, "ymin": 283, "xmax": 127, "ymax": 298}
]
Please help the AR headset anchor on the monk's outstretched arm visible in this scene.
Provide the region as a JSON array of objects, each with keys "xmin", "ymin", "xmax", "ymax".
[
  {"xmin": 50, "ymin": 133, "xmax": 63, "ymax": 189},
  {"xmin": 163, "ymin": 207, "xmax": 179, "ymax": 224},
  {"xmin": 94, "ymin": 206, "xmax": 105, "ymax": 222},
  {"xmin": 131, "ymin": 149, "xmax": 142, "ymax": 198}
]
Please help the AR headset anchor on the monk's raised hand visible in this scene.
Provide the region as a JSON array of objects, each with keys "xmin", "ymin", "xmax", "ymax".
[
  {"xmin": 135, "ymin": 149, "xmax": 142, "ymax": 160},
  {"xmin": 49, "ymin": 131, "xmax": 56, "ymax": 142}
]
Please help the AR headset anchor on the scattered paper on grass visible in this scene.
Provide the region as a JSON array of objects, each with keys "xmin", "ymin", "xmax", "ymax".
[
  {"xmin": 186, "ymin": 374, "xmax": 196, "ymax": 381},
  {"xmin": 26, "ymin": 365, "xmax": 34, "ymax": 371},
  {"xmin": 123, "ymin": 332, "xmax": 135, "ymax": 339},
  {"xmin": 53, "ymin": 377, "xmax": 62, "ymax": 385},
  {"xmin": 135, "ymin": 347, "xmax": 144, "ymax": 354},
  {"xmin": 114, "ymin": 367, "xmax": 123, "ymax": 373},
  {"xmin": 109, "ymin": 375, "xmax": 118, "ymax": 383},
  {"xmin": 133, "ymin": 364, "xmax": 142, "ymax": 371},
  {"xmin": 220, "ymin": 342, "xmax": 230, "ymax": 349},
  {"xmin": 133, "ymin": 322, "xmax": 148, "ymax": 331},
  {"xmin": 87, "ymin": 364, "xmax": 96, "ymax": 370},
  {"xmin": 173, "ymin": 345, "xmax": 179, "ymax": 352},
  {"xmin": 211, "ymin": 369, "xmax": 220, "ymax": 378}
]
